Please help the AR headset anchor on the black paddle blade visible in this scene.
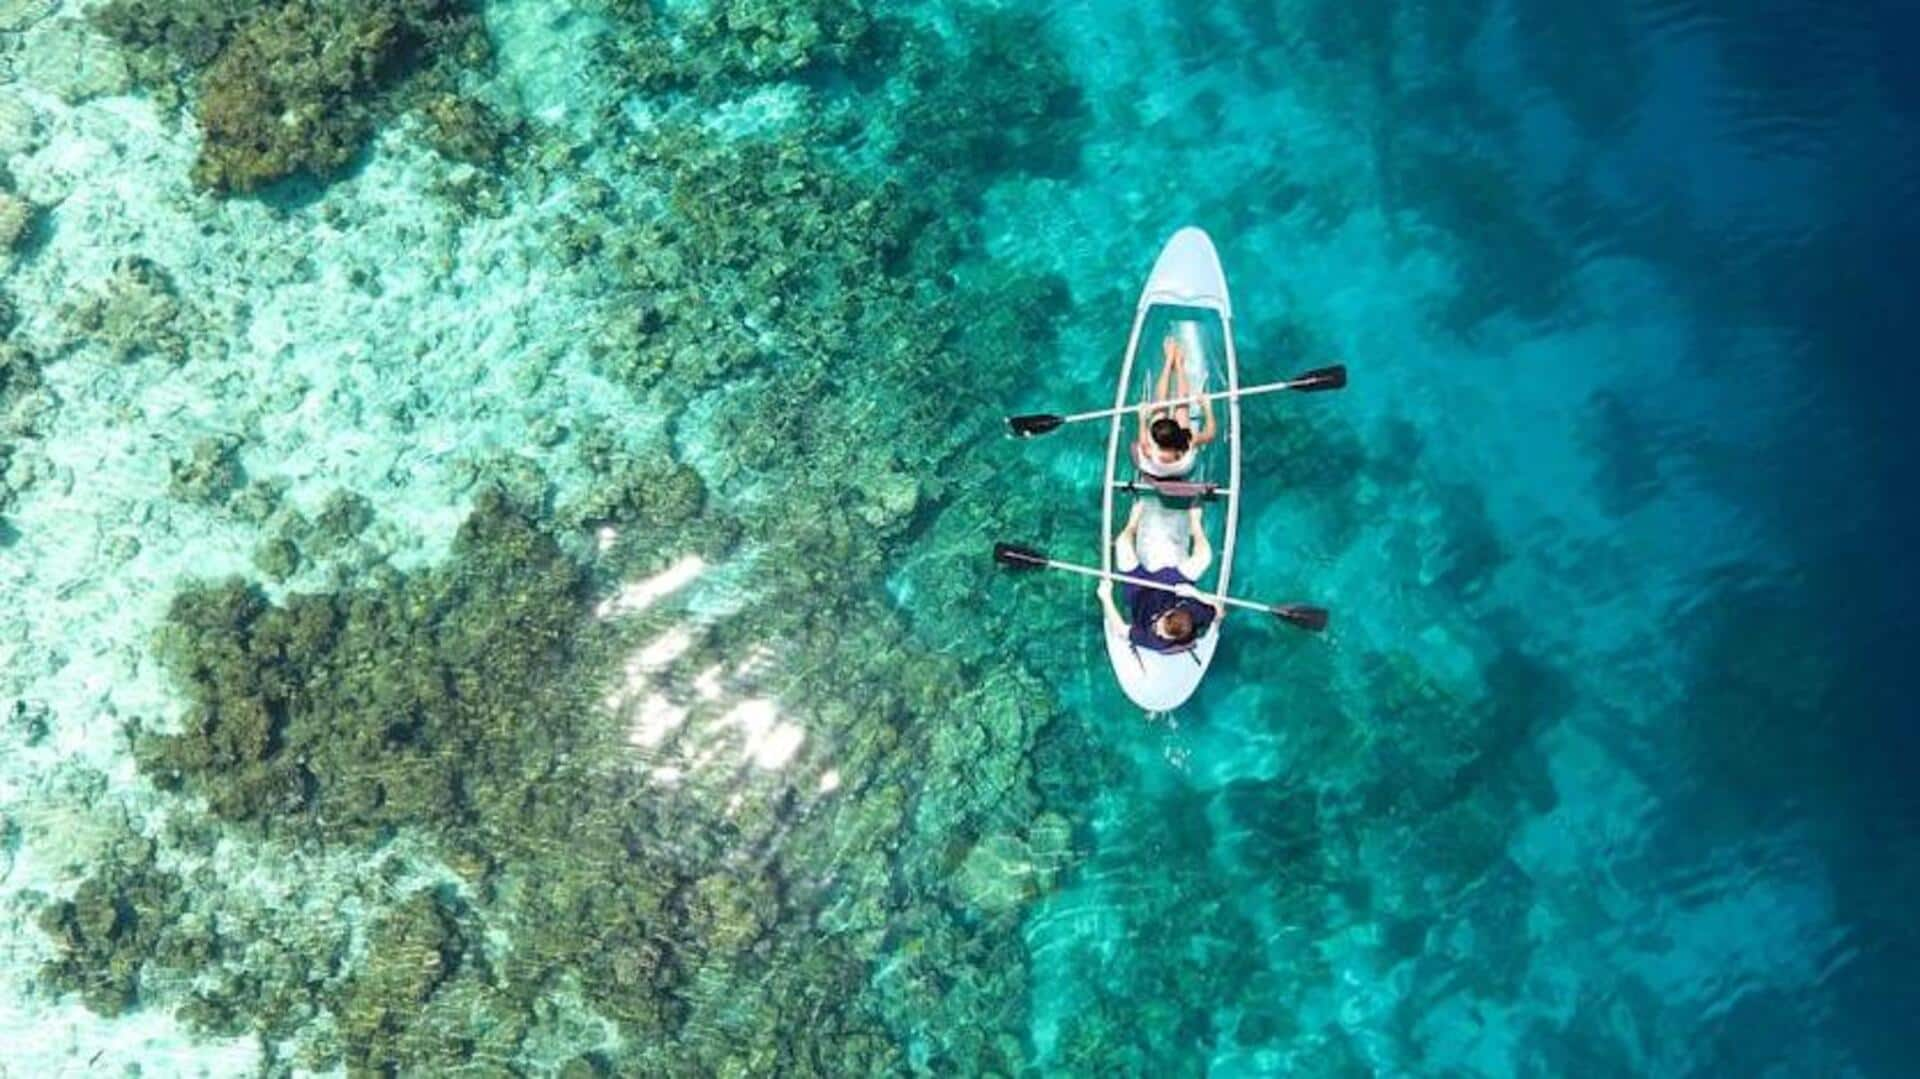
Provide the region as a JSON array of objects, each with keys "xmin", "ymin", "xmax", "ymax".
[
  {"xmin": 994, "ymin": 542, "xmax": 1048, "ymax": 570},
  {"xmin": 1274, "ymin": 604, "xmax": 1330, "ymax": 632},
  {"xmin": 1291, "ymin": 365, "xmax": 1347, "ymax": 392},
  {"xmin": 1007, "ymin": 413, "xmax": 1065, "ymax": 438}
]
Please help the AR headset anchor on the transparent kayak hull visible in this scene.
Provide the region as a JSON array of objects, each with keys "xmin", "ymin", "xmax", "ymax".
[{"xmin": 1100, "ymin": 228, "xmax": 1241, "ymax": 713}]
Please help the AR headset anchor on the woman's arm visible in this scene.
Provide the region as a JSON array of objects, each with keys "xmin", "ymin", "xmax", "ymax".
[
  {"xmin": 1193, "ymin": 390, "xmax": 1218, "ymax": 446},
  {"xmin": 1099, "ymin": 582, "xmax": 1129, "ymax": 636},
  {"xmin": 1113, "ymin": 499, "xmax": 1147, "ymax": 573}
]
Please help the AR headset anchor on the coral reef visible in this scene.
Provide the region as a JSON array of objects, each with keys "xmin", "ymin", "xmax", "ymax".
[
  {"xmin": 0, "ymin": 336, "xmax": 40, "ymax": 416},
  {"xmin": 310, "ymin": 488, "xmax": 374, "ymax": 548},
  {"xmin": 688, "ymin": 0, "xmax": 873, "ymax": 81},
  {"xmin": 238, "ymin": 487, "xmax": 375, "ymax": 582},
  {"xmin": 166, "ymin": 434, "xmax": 246, "ymax": 507},
  {"xmin": 36, "ymin": 833, "xmax": 188, "ymax": 1017},
  {"xmin": 0, "ymin": 0, "xmax": 59, "ymax": 34},
  {"xmin": 0, "ymin": 190, "xmax": 31, "ymax": 254},
  {"xmin": 1044, "ymin": 780, "xmax": 1278, "ymax": 1072},
  {"xmin": 64, "ymin": 255, "xmax": 206, "ymax": 364},
  {"xmin": 0, "ymin": 322, "xmax": 46, "ymax": 534},
  {"xmin": 7, "ymin": 698, "xmax": 51, "ymax": 745},
  {"xmin": 612, "ymin": 0, "xmax": 874, "ymax": 93},
  {"xmin": 191, "ymin": 0, "xmax": 480, "ymax": 192},
  {"xmin": 13, "ymin": 18, "xmax": 133, "ymax": 103},
  {"xmin": 251, "ymin": 534, "xmax": 301, "ymax": 581},
  {"xmin": 334, "ymin": 889, "xmax": 470, "ymax": 1073},
  {"xmin": 40, "ymin": 3, "xmax": 1101, "ymax": 1071},
  {"xmin": 14, "ymin": 0, "xmax": 1905, "ymax": 1071},
  {"xmin": 417, "ymin": 91, "xmax": 514, "ymax": 165},
  {"xmin": 92, "ymin": 0, "xmax": 489, "ymax": 192},
  {"xmin": 1512, "ymin": 0, "xmax": 1650, "ymax": 140},
  {"xmin": 28, "ymin": 473, "xmax": 1038, "ymax": 1069},
  {"xmin": 140, "ymin": 489, "xmax": 595, "ymax": 840},
  {"xmin": 0, "ymin": 91, "xmax": 41, "ymax": 157},
  {"xmin": 886, "ymin": 8, "xmax": 1087, "ymax": 184},
  {"xmin": 563, "ymin": 445, "xmax": 706, "ymax": 532},
  {"xmin": 1390, "ymin": 144, "xmax": 1576, "ymax": 333},
  {"xmin": 88, "ymin": 0, "xmax": 268, "ymax": 110}
]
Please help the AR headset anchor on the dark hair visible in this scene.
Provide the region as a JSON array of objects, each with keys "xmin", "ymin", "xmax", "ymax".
[
  {"xmin": 1149, "ymin": 417, "xmax": 1191, "ymax": 451},
  {"xmin": 1158, "ymin": 607, "xmax": 1196, "ymax": 643}
]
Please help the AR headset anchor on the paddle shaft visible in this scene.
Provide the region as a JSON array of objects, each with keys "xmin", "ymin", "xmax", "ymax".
[
  {"xmin": 1054, "ymin": 376, "xmax": 1309, "ymax": 428},
  {"xmin": 1017, "ymin": 552, "xmax": 1279, "ymax": 616}
]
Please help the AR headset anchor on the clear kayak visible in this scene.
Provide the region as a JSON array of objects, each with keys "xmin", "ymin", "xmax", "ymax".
[{"xmin": 1100, "ymin": 227, "xmax": 1241, "ymax": 712}]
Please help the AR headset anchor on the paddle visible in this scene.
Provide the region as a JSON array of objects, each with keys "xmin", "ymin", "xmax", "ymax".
[
  {"xmin": 993, "ymin": 542, "xmax": 1330, "ymax": 632},
  {"xmin": 1007, "ymin": 364, "xmax": 1348, "ymax": 438}
]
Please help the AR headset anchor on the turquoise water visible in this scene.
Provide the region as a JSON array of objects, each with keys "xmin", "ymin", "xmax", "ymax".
[{"xmin": 2, "ymin": 0, "xmax": 1917, "ymax": 1073}]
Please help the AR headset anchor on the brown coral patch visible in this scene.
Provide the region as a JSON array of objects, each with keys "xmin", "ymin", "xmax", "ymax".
[{"xmin": 188, "ymin": 0, "xmax": 484, "ymax": 193}]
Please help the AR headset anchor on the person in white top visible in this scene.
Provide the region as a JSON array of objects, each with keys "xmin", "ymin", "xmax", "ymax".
[
  {"xmin": 1098, "ymin": 498, "xmax": 1223, "ymax": 646},
  {"xmin": 1132, "ymin": 334, "xmax": 1218, "ymax": 479}
]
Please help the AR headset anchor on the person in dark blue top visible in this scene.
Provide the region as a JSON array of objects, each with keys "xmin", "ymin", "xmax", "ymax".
[
  {"xmin": 1121, "ymin": 565, "xmax": 1218, "ymax": 652},
  {"xmin": 1100, "ymin": 501, "xmax": 1223, "ymax": 653}
]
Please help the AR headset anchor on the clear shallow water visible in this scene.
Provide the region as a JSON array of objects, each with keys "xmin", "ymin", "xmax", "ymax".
[{"xmin": 1, "ymin": 0, "xmax": 1916, "ymax": 1074}]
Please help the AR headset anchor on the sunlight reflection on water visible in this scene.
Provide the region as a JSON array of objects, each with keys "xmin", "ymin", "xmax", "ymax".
[{"xmin": 593, "ymin": 552, "xmax": 707, "ymax": 619}]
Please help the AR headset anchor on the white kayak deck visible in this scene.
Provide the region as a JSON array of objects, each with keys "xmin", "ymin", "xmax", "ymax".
[{"xmin": 1100, "ymin": 228, "xmax": 1242, "ymax": 713}]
